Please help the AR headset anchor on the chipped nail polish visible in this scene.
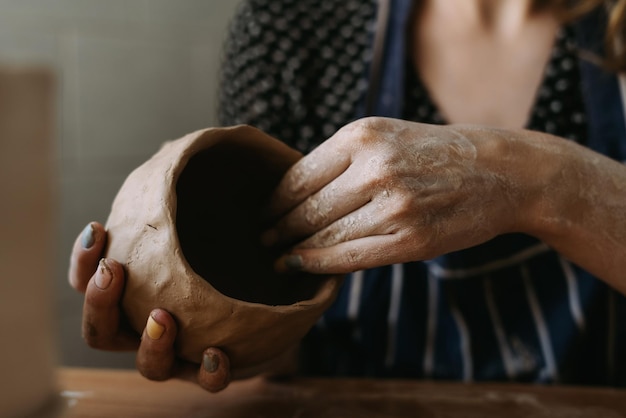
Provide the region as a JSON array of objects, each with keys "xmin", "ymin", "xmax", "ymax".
[
  {"xmin": 95, "ymin": 259, "xmax": 112, "ymax": 290},
  {"xmin": 203, "ymin": 352, "xmax": 219, "ymax": 373}
]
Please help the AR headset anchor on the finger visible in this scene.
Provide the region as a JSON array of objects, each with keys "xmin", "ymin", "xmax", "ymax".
[
  {"xmin": 265, "ymin": 132, "xmax": 352, "ymax": 221},
  {"xmin": 295, "ymin": 200, "xmax": 393, "ymax": 249},
  {"xmin": 196, "ymin": 347, "xmax": 231, "ymax": 393},
  {"xmin": 136, "ymin": 309, "xmax": 177, "ymax": 381},
  {"xmin": 262, "ymin": 164, "xmax": 372, "ymax": 247},
  {"xmin": 169, "ymin": 347, "xmax": 232, "ymax": 392},
  {"xmin": 69, "ymin": 222, "xmax": 107, "ymax": 293},
  {"xmin": 275, "ymin": 234, "xmax": 406, "ymax": 275},
  {"xmin": 82, "ymin": 258, "xmax": 139, "ymax": 351}
]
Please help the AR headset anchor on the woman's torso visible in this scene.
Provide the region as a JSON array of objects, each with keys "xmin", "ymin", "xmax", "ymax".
[{"xmin": 219, "ymin": 0, "xmax": 626, "ymax": 385}]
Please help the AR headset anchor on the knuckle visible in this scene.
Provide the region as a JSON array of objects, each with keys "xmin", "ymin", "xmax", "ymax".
[
  {"xmin": 340, "ymin": 118, "xmax": 367, "ymax": 133},
  {"xmin": 303, "ymin": 199, "xmax": 329, "ymax": 229},
  {"xmin": 337, "ymin": 214, "xmax": 357, "ymax": 235},
  {"xmin": 82, "ymin": 321, "xmax": 103, "ymax": 349},
  {"xmin": 82, "ymin": 321, "xmax": 109, "ymax": 350},
  {"xmin": 84, "ymin": 291, "xmax": 114, "ymax": 313},
  {"xmin": 353, "ymin": 116, "xmax": 384, "ymax": 131},
  {"xmin": 364, "ymin": 153, "xmax": 400, "ymax": 184},
  {"xmin": 342, "ymin": 248, "xmax": 361, "ymax": 269},
  {"xmin": 311, "ymin": 257, "xmax": 327, "ymax": 273},
  {"xmin": 288, "ymin": 161, "xmax": 314, "ymax": 196},
  {"xmin": 307, "ymin": 227, "xmax": 342, "ymax": 249},
  {"xmin": 340, "ymin": 118, "xmax": 378, "ymax": 142}
]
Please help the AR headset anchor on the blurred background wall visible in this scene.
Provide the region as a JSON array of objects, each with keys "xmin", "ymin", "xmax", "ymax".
[{"xmin": 0, "ymin": 0, "xmax": 241, "ymax": 368}]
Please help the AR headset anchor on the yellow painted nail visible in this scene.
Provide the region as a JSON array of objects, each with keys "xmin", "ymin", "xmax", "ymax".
[{"xmin": 146, "ymin": 315, "xmax": 165, "ymax": 340}]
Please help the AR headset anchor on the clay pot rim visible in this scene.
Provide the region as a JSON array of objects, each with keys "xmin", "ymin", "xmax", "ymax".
[{"xmin": 167, "ymin": 125, "xmax": 344, "ymax": 312}]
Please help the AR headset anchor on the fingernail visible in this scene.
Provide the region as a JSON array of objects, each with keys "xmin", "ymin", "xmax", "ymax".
[
  {"xmin": 275, "ymin": 254, "xmax": 303, "ymax": 273},
  {"xmin": 146, "ymin": 313, "xmax": 165, "ymax": 340},
  {"xmin": 203, "ymin": 352, "xmax": 219, "ymax": 373},
  {"xmin": 95, "ymin": 258, "xmax": 112, "ymax": 290},
  {"xmin": 81, "ymin": 223, "xmax": 96, "ymax": 249}
]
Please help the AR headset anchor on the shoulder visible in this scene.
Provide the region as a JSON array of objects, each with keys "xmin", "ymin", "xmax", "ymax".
[
  {"xmin": 219, "ymin": 0, "xmax": 377, "ymax": 151},
  {"xmin": 226, "ymin": 0, "xmax": 375, "ymax": 43}
]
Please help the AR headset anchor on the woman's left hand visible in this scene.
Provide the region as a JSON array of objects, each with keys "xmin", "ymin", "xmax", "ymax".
[{"xmin": 262, "ymin": 117, "xmax": 536, "ymax": 274}]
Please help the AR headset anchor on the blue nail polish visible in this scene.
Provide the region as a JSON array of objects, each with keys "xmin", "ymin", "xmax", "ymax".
[
  {"xmin": 81, "ymin": 223, "xmax": 95, "ymax": 249},
  {"xmin": 203, "ymin": 352, "xmax": 219, "ymax": 373}
]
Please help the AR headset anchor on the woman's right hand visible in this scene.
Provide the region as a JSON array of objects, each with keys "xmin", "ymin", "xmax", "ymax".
[{"xmin": 68, "ymin": 222, "xmax": 232, "ymax": 392}]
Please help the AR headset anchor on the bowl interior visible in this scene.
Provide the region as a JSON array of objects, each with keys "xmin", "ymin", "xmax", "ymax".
[{"xmin": 176, "ymin": 139, "xmax": 332, "ymax": 306}]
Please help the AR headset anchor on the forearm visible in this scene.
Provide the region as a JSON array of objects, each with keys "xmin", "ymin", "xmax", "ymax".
[
  {"xmin": 467, "ymin": 126, "xmax": 626, "ymax": 292},
  {"xmin": 533, "ymin": 139, "xmax": 626, "ymax": 291}
]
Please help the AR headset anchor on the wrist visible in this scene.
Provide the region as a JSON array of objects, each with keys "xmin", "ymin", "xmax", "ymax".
[
  {"xmin": 447, "ymin": 124, "xmax": 626, "ymax": 286},
  {"xmin": 451, "ymin": 125, "xmax": 567, "ymax": 239},
  {"xmin": 493, "ymin": 129, "xmax": 580, "ymax": 241}
]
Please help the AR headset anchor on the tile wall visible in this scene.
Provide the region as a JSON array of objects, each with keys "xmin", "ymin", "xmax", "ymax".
[{"xmin": 0, "ymin": 0, "xmax": 240, "ymax": 367}]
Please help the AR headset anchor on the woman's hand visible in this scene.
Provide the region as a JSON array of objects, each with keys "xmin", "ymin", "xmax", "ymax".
[
  {"xmin": 263, "ymin": 116, "xmax": 626, "ymax": 293},
  {"xmin": 68, "ymin": 222, "xmax": 231, "ymax": 392},
  {"xmin": 262, "ymin": 117, "xmax": 541, "ymax": 274}
]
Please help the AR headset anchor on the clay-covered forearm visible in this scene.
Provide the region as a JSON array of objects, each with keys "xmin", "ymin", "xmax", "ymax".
[
  {"xmin": 459, "ymin": 125, "xmax": 626, "ymax": 293},
  {"xmin": 534, "ymin": 140, "xmax": 626, "ymax": 293}
]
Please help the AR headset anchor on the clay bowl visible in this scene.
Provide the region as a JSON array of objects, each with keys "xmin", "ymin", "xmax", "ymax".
[{"xmin": 104, "ymin": 125, "xmax": 344, "ymax": 370}]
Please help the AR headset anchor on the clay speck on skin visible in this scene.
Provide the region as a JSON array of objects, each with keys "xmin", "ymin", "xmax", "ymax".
[
  {"xmin": 288, "ymin": 158, "xmax": 319, "ymax": 196},
  {"xmin": 304, "ymin": 193, "xmax": 329, "ymax": 228}
]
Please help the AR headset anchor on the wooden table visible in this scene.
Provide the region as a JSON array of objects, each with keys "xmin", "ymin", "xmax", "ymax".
[{"xmin": 58, "ymin": 368, "xmax": 626, "ymax": 417}]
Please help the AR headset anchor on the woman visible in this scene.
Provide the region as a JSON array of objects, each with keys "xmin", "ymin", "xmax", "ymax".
[{"xmin": 70, "ymin": 0, "xmax": 626, "ymax": 391}]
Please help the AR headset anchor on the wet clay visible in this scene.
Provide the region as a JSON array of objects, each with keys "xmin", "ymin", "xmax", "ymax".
[{"xmin": 105, "ymin": 125, "xmax": 344, "ymax": 369}]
